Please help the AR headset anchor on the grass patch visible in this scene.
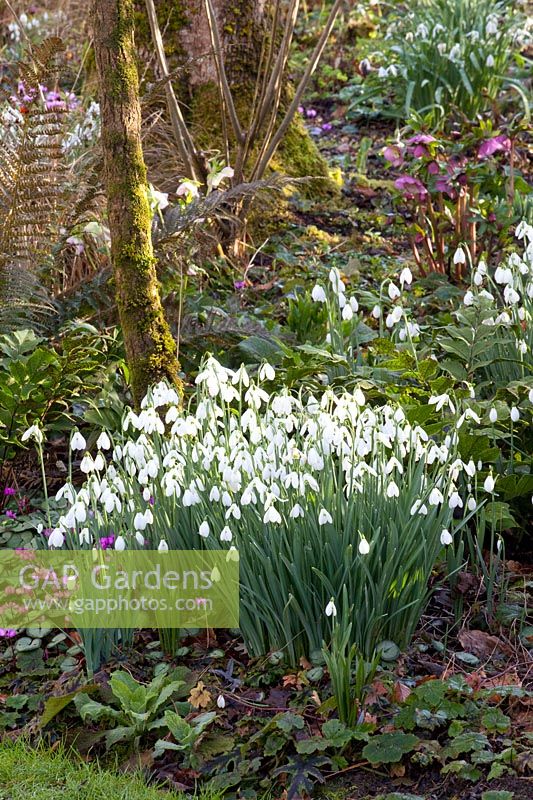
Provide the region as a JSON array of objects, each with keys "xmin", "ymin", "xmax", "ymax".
[{"xmin": 0, "ymin": 739, "xmax": 219, "ymax": 800}]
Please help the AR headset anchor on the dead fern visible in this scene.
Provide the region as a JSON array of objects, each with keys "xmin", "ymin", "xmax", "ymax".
[{"xmin": 0, "ymin": 37, "xmax": 69, "ymax": 332}]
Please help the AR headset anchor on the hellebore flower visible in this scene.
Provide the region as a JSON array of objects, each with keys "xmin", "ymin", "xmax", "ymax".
[
  {"xmin": 383, "ymin": 144, "xmax": 404, "ymax": 167},
  {"xmin": 478, "ymin": 134, "xmax": 511, "ymax": 159},
  {"xmin": 406, "ymin": 133, "xmax": 436, "ymax": 158},
  {"xmin": 394, "ymin": 175, "xmax": 428, "ymax": 202}
]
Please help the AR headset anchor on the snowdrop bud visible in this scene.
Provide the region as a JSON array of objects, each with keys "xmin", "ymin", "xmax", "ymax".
[
  {"xmin": 484, "ymin": 474, "xmax": 496, "ymax": 493},
  {"xmin": 115, "ymin": 535, "xmax": 126, "ymax": 551},
  {"xmin": 134, "ymin": 512, "xmax": 147, "ymax": 531},
  {"xmin": 473, "ymin": 271, "xmax": 483, "ymax": 286},
  {"xmin": 489, "ymin": 408, "xmax": 498, "ymax": 423},
  {"xmin": 467, "ymin": 497, "xmax": 477, "ymax": 512},
  {"xmin": 70, "ymin": 431, "xmax": 87, "ymax": 451},
  {"xmin": 142, "ymin": 488, "xmax": 151, "ymax": 502},
  {"xmin": 372, "ymin": 305, "xmax": 381, "ymax": 319},
  {"xmin": 342, "ymin": 304, "xmax": 353, "ymax": 321},
  {"xmin": 350, "ymin": 297, "xmax": 359, "ymax": 313},
  {"xmin": 96, "ymin": 431, "xmax": 111, "ymax": 450},
  {"xmin": 158, "ymin": 540, "xmax": 169, "ymax": 552},
  {"xmin": 463, "ymin": 291, "xmax": 474, "ymax": 306},
  {"xmin": 510, "ymin": 407, "xmax": 520, "ymax": 422},
  {"xmin": 217, "ymin": 695, "xmax": 226, "ymax": 709},
  {"xmin": 399, "ymin": 267, "xmax": 413, "ymax": 287},
  {"xmin": 325, "ymin": 598, "xmax": 337, "ymax": 617},
  {"xmin": 135, "ymin": 532, "xmax": 145, "ymax": 546},
  {"xmin": 453, "ymin": 247, "xmax": 466, "ymax": 265},
  {"xmin": 358, "ymin": 537, "xmax": 370, "ymax": 555},
  {"xmin": 440, "ymin": 529, "xmax": 453, "ymax": 546},
  {"xmin": 311, "ymin": 285, "xmax": 327, "ymax": 303},
  {"xmin": 388, "ymin": 282, "xmax": 401, "ymax": 300},
  {"xmin": 486, "ymin": 54, "xmax": 495, "ymax": 67},
  {"xmin": 198, "ymin": 521, "xmax": 210, "ymax": 538}
]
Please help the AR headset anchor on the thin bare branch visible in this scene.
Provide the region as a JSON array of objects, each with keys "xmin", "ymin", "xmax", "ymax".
[{"xmin": 144, "ymin": 0, "xmax": 205, "ymax": 184}]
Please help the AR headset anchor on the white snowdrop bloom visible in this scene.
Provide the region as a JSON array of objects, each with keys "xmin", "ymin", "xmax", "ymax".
[
  {"xmin": 388, "ymin": 282, "xmax": 401, "ymax": 300},
  {"xmin": 158, "ymin": 540, "xmax": 169, "ymax": 552},
  {"xmin": 350, "ymin": 297, "xmax": 359, "ymax": 313},
  {"xmin": 372, "ymin": 305, "xmax": 381, "ymax": 319},
  {"xmin": 353, "ymin": 386, "xmax": 365, "ymax": 406},
  {"xmin": 71, "ymin": 431, "xmax": 87, "ymax": 451},
  {"xmin": 48, "ymin": 528, "xmax": 65, "ymax": 548},
  {"xmin": 448, "ymin": 492, "xmax": 463, "ymax": 510},
  {"xmin": 510, "ymin": 407, "xmax": 520, "ymax": 422},
  {"xmin": 448, "ymin": 43, "xmax": 462, "ymax": 63},
  {"xmin": 518, "ymin": 341, "xmax": 527, "ymax": 355},
  {"xmin": 378, "ymin": 66, "xmax": 387, "ymax": 78},
  {"xmin": 318, "ymin": 508, "xmax": 333, "ymax": 525},
  {"xmin": 329, "ymin": 268, "xmax": 345, "ymax": 294},
  {"xmin": 529, "ymin": 388, "xmax": 533, "ymax": 404},
  {"xmin": 263, "ymin": 505, "xmax": 282, "ymax": 524},
  {"xmin": 115, "ymin": 535, "xmax": 126, "ymax": 551},
  {"xmin": 221, "ymin": 490, "xmax": 233, "ymax": 507},
  {"xmin": 440, "ymin": 529, "xmax": 453, "ymax": 546},
  {"xmin": 504, "ymin": 285, "xmax": 520, "ymax": 305},
  {"xmin": 456, "ymin": 408, "xmax": 481, "ymax": 428},
  {"xmin": 359, "ymin": 537, "xmax": 370, "ymax": 555},
  {"xmin": 486, "ymin": 17, "xmax": 498, "ymax": 34},
  {"xmin": 342, "ymin": 304, "xmax": 353, "ymax": 321},
  {"xmin": 209, "ymin": 486, "xmax": 221, "ymax": 502},
  {"xmin": 473, "ymin": 271, "xmax": 484, "ymax": 287},
  {"xmin": 338, "ymin": 293, "xmax": 347, "ymax": 309},
  {"xmin": 429, "ymin": 487, "xmax": 444, "ymax": 506},
  {"xmin": 428, "ymin": 393, "xmax": 455, "ymax": 413},
  {"xmin": 489, "ymin": 408, "xmax": 498, "ymax": 423},
  {"xmin": 134, "ymin": 512, "xmax": 148, "ymax": 531},
  {"xmin": 96, "ymin": 431, "xmax": 111, "ymax": 450},
  {"xmin": 79, "ymin": 527, "xmax": 91, "ymax": 545},
  {"xmin": 80, "ymin": 453, "xmax": 95, "ymax": 474},
  {"xmin": 220, "ymin": 525, "xmax": 233, "ymax": 542},
  {"xmin": 94, "ymin": 453, "xmax": 105, "ymax": 471},
  {"xmin": 399, "ymin": 267, "xmax": 413, "ymax": 287},
  {"xmin": 494, "ymin": 266, "xmax": 512, "ymax": 285},
  {"xmin": 311, "ymin": 285, "xmax": 327, "ymax": 303},
  {"xmin": 467, "ymin": 497, "xmax": 477, "ymax": 512},
  {"xmin": 21, "ymin": 424, "xmax": 43, "ymax": 444},
  {"xmin": 325, "ymin": 598, "xmax": 337, "ymax": 617},
  {"xmin": 259, "ymin": 363, "xmax": 276, "ymax": 382},
  {"xmin": 486, "ymin": 54, "xmax": 495, "ymax": 67},
  {"xmin": 72, "ymin": 502, "xmax": 86, "ymax": 523},
  {"xmin": 386, "ymin": 481, "xmax": 400, "ymax": 498},
  {"xmin": 56, "ymin": 483, "xmax": 76, "ymax": 504},
  {"xmin": 453, "ymin": 247, "xmax": 466, "ymax": 265},
  {"xmin": 463, "ymin": 290, "xmax": 474, "ymax": 306},
  {"xmin": 289, "ymin": 503, "xmax": 304, "ymax": 519},
  {"xmin": 142, "ymin": 487, "xmax": 151, "ymax": 502},
  {"xmin": 484, "ymin": 474, "xmax": 496, "ymax": 493},
  {"xmin": 135, "ymin": 532, "xmax": 145, "ymax": 546},
  {"xmin": 232, "ymin": 364, "xmax": 250, "ymax": 387},
  {"xmin": 198, "ymin": 521, "xmax": 210, "ymax": 538},
  {"xmin": 245, "ymin": 385, "xmax": 269, "ymax": 410},
  {"xmin": 226, "ymin": 503, "xmax": 242, "ymax": 521},
  {"xmin": 217, "ymin": 695, "xmax": 226, "ymax": 709}
]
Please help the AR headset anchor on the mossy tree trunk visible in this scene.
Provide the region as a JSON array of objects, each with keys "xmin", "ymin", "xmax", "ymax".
[{"xmin": 92, "ymin": 0, "xmax": 181, "ymax": 406}]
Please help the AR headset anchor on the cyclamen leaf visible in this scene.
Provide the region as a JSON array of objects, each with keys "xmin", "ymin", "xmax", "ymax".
[{"xmin": 363, "ymin": 733, "xmax": 419, "ymax": 765}]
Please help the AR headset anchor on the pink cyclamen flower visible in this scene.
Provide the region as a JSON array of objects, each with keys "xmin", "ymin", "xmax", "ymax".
[
  {"xmin": 478, "ymin": 134, "xmax": 511, "ymax": 159},
  {"xmin": 5, "ymin": 510, "xmax": 16, "ymax": 519},
  {"xmin": 3, "ymin": 487, "xmax": 15, "ymax": 496},
  {"xmin": 0, "ymin": 629, "xmax": 16, "ymax": 638},
  {"xmin": 394, "ymin": 175, "xmax": 428, "ymax": 202},
  {"xmin": 383, "ymin": 145, "xmax": 404, "ymax": 167}
]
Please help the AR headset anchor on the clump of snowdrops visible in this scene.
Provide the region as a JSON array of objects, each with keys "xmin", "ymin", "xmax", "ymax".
[{"xmin": 23, "ymin": 352, "xmax": 503, "ymax": 667}]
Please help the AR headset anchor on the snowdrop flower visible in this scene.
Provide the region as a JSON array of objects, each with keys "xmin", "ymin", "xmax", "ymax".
[
  {"xmin": 94, "ymin": 453, "xmax": 105, "ymax": 471},
  {"xmin": 21, "ymin": 424, "xmax": 43, "ymax": 444},
  {"xmin": 318, "ymin": 508, "xmax": 333, "ymax": 525},
  {"xmin": 71, "ymin": 431, "xmax": 87, "ymax": 451},
  {"xmin": 467, "ymin": 497, "xmax": 477, "ymax": 512},
  {"xmin": 388, "ymin": 282, "xmax": 401, "ymax": 300},
  {"xmin": 134, "ymin": 512, "xmax": 148, "ymax": 531},
  {"xmin": 158, "ymin": 540, "xmax": 169, "ymax": 552},
  {"xmin": 80, "ymin": 453, "xmax": 95, "ymax": 473},
  {"xmin": 209, "ymin": 486, "xmax": 221, "ymax": 502},
  {"xmin": 486, "ymin": 54, "xmax": 495, "ymax": 67},
  {"xmin": 386, "ymin": 481, "xmax": 400, "ymax": 498},
  {"xmin": 456, "ymin": 408, "xmax": 481, "ymax": 428},
  {"xmin": 510, "ymin": 407, "xmax": 520, "ymax": 422},
  {"xmin": 311, "ymin": 285, "xmax": 327, "ymax": 303},
  {"xmin": 342, "ymin": 304, "xmax": 353, "ymax": 321},
  {"xmin": 504, "ymin": 286, "xmax": 520, "ymax": 305},
  {"xmin": 484, "ymin": 474, "xmax": 496, "ymax": 493},
  {"xmin": 96, "ymin": 431, "xmax": 111, "ymax": 450},
  {"xmin": 217, "ymin": 695, "xmax": 226, "ymax": 709},
  {"xmin": 429, "ymin": 487, "xmax": 444, "ymax": 506},
  {"xmin": 440, "ymin": 529, "xmax": 453, "ymax": 546},
  {"xmin": 79, "ymin": 527, "xmax": 91, "ymax": 545},
  {"xmin": 486, "ymin": 17, "xmax": 498, "ymax": 35},
  {"xmin": 453, "ymin": 247, "xmax": 466, "ymax": 265},
  {"xmin": 350, "ymin": 297, "xmax": 359, "ymax": 313},
  {"xmin": 135, "ymin": 532, "xmax": 145, "ymax": 546},
  {"xmin": 371, "ymin": 305, "xmax": 381, "ymax": 319},
  {"xmin": 358, "ymin": 537, "xmax": 370, "ymax": 555},
  {"xmin": 529, "ymin": 388, "xmax": 533, "ymax": 404},
  {"xmin": 48, "ymin": 528, "xmax": 65, "ymax": 548},
  {"xmin": 489, "ymin": 408, "xmax": 498, "ymax": 423},
  {"xmin": 263, "ymin": 505, "xmax": 281, "ymax": 524},
  {"xmin": 325, "ymin": 598, "xmax": 337, "ymax": 617},
  {"xmin": 115, "ymin": 535, "xmax": 126, "ymax": 551},
  {"xmin": 399, "ymin": 267, "xmax": 412, "ymax": 288},
  {"xmin": 448, "ymin": 492, "xmax": 463, "ymax": 510},
  {"xmin": 220, "ymin": 525, "xmax": 233, "ymax": 542},
  {"xmin": 386, "ymin": 306, "xmax": 403, "ymax": 328},
  {"xmin": 429, "ymin": 394, "xmax": 455, "ymax": 413},
  {"xmin": 463, "ymin": 290, "xmax": 474, "ymax": 306},
  {"xmin": 259, "ymin": 363, "xmax": 275, "ymax": 382},
  {"xmin": 290, "ymin": 503, "xmax": 304, "ymax": 519},
  {"xmin": 198, "ymin": 521, "xmax": 210, "ymax": 538}
]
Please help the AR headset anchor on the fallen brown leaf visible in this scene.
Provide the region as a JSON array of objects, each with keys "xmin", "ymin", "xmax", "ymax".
[{"xmin": 458, "ymin": 629, "xmax": 509, "ymax": 658}]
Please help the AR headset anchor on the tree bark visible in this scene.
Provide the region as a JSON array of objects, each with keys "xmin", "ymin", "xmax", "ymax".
[{"xmin": 92, "ymin": 0, "xmax": 181, "ymax": 406}]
